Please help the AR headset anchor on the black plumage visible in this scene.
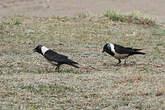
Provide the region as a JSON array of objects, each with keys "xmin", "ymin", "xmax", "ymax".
[
  {"xmin": 33, "ymin": 45, "xmax": 79, "ymax": 72},
  {"xmin": 102, "ymin": 43, "xmax": 145, "ymax": 65}
]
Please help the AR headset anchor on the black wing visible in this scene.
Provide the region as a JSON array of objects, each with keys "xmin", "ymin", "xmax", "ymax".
[
  {"xmin": 125, "ymin": 47, "xmax": 142, "ymax": 51},
  {"xmin": 44, "ymin": 50, "xmax": 78, "ymax": 64},
  {"xmin": 114, "ymin": 44, "xmax": 135, "ymax": 54}
]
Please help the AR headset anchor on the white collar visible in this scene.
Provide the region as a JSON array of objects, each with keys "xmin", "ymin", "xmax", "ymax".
[
  {"xmin": 41, "ymin": 46, "xmax": 49, "ymax": 55},
  {"xmin": 109, "ymin": 43, "xmax": 115, "ymax": 53}
]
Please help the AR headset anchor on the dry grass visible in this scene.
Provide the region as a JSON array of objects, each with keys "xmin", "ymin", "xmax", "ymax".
[
  {"xmin": 0, "ymin": 15, "xmax": 165, "ymax": 110},
  {"xmin": 104, "ymin": 10, "xmax": 155, "ymax": 25}
]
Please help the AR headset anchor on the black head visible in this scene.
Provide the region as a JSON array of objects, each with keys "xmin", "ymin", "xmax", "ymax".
[
  {"xmin": 102, "ymin": 43, "xmax": 111, "ymax": 53},
  {"xmin": 33, "ymin": 45, "xmax": 43, "ymax": 54}
]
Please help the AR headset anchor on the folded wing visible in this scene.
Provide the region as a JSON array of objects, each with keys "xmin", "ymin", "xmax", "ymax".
[
  {"xmin": 114, "ymin": 44, "xmax": 145, "ymax": 55},
  {"xmin": 44, "ymin": 50, "xmax": 79, "ymax": 67}
]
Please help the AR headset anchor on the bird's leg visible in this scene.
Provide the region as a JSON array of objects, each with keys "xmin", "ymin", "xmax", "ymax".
[
  {"xmin": 124, "ymin": 57, "xmax": 128, "ymax": 65},
  {"xmin": 55, "ymin": 66, "xmax": 60, "ymax": 72},
  {"xmin": 116, "ymin": 59, "xmax": 121, "ymax": 65},
  {"xmin": 55, "ymin": 64, "xmax": 60, "ymax": 72},
  {"xmin": 55, "ymin": 66, "xmax": 58, "ymax": 70}
]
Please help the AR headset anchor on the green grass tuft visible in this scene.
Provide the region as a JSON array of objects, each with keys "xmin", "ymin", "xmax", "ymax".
[
  {"xmin": 104, "ymin": 10, "xmax": 124, "ymax": 22},
  {"xmin": 3, "ymin": 18, "xmax": 21, "ymax": 25},
  {"xmin": 104, "ymin": 10, "xmax": 155, "ymax": 25}
]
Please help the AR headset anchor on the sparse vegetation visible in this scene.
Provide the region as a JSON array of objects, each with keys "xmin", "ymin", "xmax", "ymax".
[
  {"xmin": 76, "ymin": 12, "xmax": 88, "ymax": 18},
  {"xmin": 18, "ymin": 83, "xmax": 75, "ymax": 94},
  {"xmin": 3, "ymin": 18, "xmax": 21, "ymax": 25},
  {"xmin": 0, "ymin": 15, "xmax": 164, "ymax": 110},
  {"xmin": 104, "ymin": 10, "xmax": 155, "ymax": 25},
  {"xmin": 104, "ymin": 10, "xmax": 124, "ymax": 22}
]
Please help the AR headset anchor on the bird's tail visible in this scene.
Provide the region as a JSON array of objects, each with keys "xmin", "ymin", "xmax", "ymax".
[
  {"xmin": 68, "ymin": 59, "xmax": 78, "ymax": 64},
  {"xmin": 69, "ymin": 63, "xmax": 79, "ymax": 68},
  {"xmin": 67, "ymin": 59, "xmax": 79, "ymax": 68},
  {"xmin": 133, "ymin": 48, "xmax": 143, "ymax": 51},
  {"xmin": 133, "ymin": 51, "xmax": 145, "ymax": 55}
]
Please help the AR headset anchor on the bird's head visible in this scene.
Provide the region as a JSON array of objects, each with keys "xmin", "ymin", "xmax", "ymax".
[
  {"xmin": 33, "ymin": 45, "xmax": 43, "ymax": 54},
  {"xmin": 102, "ymin": 43, "xmax": 111, "ymax": 53},
  {"xmin": 33, "ymin": 45, "xmax": 49, "ymax": 55}
]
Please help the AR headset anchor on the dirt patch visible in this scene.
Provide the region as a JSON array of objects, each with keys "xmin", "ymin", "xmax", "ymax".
[{"xmin": 0, "ymin": 0, "xmax": 165, "ymax": 22}]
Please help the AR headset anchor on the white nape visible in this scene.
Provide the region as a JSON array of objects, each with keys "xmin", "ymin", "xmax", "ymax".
[
  {"xmin": 109, "ymin": 43, "xmax": 115, "ymax": 53},
  {"xmin": 41, "ymin": 46, "xmax": 49, "ymax": 55}
]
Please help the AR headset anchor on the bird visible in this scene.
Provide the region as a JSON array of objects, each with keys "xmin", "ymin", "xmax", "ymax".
[
  {"xmin": 102, "ymin": 43, "xmax": 145, "ymax": 65},
  {"xmin": 33, "ymin": 45, "xmax": 79, "ymax": 72}
]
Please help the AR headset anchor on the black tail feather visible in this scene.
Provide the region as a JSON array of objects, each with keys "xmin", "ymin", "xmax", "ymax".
[
  {"xmin": 133, "ymin": 48, "xmax": 143, "ymax": 51},
  {"xmin": 66, "ymin": 59, "xmax": 79, "ymax": 68},
  {"xmin": 71, "ymin": 61, "xmax": 79, "ymax": 64},
  {"xmin": 67, "ymin": 59, "xmax": 78, "ymax": 64},
  {"xmin": 133, "ymin": 51, "xmax": 145, "ymax": 55},
  {"xmin": 68, "ymin": 63, "xmax": 79, "ymax": 68},
  {"xmin": 126, "ymin": 47, "xmax": 143, "ymax": 52}
]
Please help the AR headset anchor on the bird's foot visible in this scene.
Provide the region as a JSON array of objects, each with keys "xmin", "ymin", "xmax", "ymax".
[
  {"xmin": 55, "ymin": 69, "xmax": 60, "ymax": 72},
  {"xmin": 55, "ymin": 67, "xmax": 60, "ymax": 72},
  {"xmin": 124, "ymin": 62, "xmax": 127, "ymax": 65},
  {"xmin": 115, "ymin": 63, "xmax": 121, "ymax": 66},
  {"xmin": 115, "ymin": 59, "xmax": 121, "ymax": 66}
]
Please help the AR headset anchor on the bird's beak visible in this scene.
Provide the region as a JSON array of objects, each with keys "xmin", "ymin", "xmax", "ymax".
[{"xmin": 33, "ymin": 49, "xmax": 36, "ymax": 52}]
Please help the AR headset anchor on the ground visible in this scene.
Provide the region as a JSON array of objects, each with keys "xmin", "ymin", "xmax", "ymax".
[
  {"xmin": 0, "ymin": 1, "xmax": 165, "ymax": 110},
  {"xmin": 0, "ymin": 0, "xmax": 165, "ymax": 22}
]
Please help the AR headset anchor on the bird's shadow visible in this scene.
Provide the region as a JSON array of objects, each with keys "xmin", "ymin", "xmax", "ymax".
[
  {"xmin": 60, "ymin": 68, "xmax": 82, "ymax": 74},
  {"xmin": 40, "ymin": 64, "xmax": 94, "ymax": 74},
  {"xmin": 105, "ymin": 61, "xmax": 140, "ymax": 67},
  {"xmin": 41, "ymin": 61, "xmax": 145, "ymax": 74}
]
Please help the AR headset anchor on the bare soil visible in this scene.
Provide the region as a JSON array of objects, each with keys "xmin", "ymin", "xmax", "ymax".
[{"xmin": 0, "ymin": 0, "xmax": 165, "ymax": 21}]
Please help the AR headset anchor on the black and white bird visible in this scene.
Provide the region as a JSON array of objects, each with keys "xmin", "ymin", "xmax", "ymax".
[
  {"xmin": 33, "ymin": 45, "xmax": 79, "ymax": 72},
  {"xmin": 102, "ymin": 43, "xmax": 145, "ymax": 65}
]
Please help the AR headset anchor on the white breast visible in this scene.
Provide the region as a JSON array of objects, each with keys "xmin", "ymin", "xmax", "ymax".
[{"xmin": 114, "ymin": 53, "xmax": 129, "ymax": 59}]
